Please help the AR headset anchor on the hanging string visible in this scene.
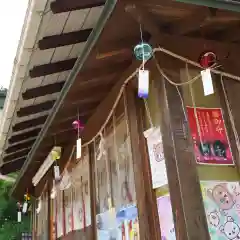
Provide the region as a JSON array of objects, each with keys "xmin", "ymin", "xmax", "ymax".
[
  {"xmin": 175, "ymin": 86, "xmax": 187, "ymax": 122},
  {"xmin": 77, "ymin": 110, "xmax": 80, "ymax": 140},
  {"xmin": 75, "ymin": 45, "xmax": 240, "ymax": 150},
  {"xmin": 220, "ymin": 75, "xmax": 240, "ymax": 163},
  {"xmin": 187, "ymin": 64, "xmax": 204, "ymax": 149},
  {"xmin": 112, "ymin": 111, "xmax": 121, "ymax": 205},
  {"xmin": 93, "ymin": 139, "xmax": 100, "ymax": 210},
  {"xmin": 143, "ymin": 99, "xmax": 154, "ymax": 128},
  {"xmin": 140, "ymin": 23, "xmax": 145, "ymax": 71},
  {"xmin": 102, "ymin": 128, "xmax": 112, "ymax": 210},
  {"xmin": 122, "ymin": 89, "xmax": 134, "ymax": 204}
]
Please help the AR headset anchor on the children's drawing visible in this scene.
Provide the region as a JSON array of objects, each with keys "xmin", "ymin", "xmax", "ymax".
[
  {"xmin": 219, "ymin": 216, "xmax": 240, "ymax": 240},
  {"xmin": 201, "ymin": 181, "xmax": 240, "ymax": 240},
  {"xmin": 208, "ymin": 210, "xmax": 220, "ymax": 227}
]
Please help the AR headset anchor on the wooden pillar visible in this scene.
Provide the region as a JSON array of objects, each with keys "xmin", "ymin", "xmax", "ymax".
[
  {"xmin": 125, "ymin": 85, "xmax": 161, "ymax": 240},
  {"xmin": 216, "ymin": 78, "xmax": 240, "ymax": 173},
  {"xmin": 89, "ymin": 143, "xmax": 97, "ymax": 240},
  {"xmin": 155, "ymin": 74, "xmax": 210, "ymax": 239}
]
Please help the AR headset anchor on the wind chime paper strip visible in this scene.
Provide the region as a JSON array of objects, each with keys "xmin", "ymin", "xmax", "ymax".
[
  {"xmin": 187, "ymin": 107, "xmax": 234, "ymax": 165},
  {"xmin": 76, "ymin": 138, "xmax": 82, "ymax": 159},
  {"xmin": 143, "ymin": 127, "xmax": 168, "ymax": 189},
  {"xmin": 54, "ymin": 165, "xmax": 60, "ymax": 180},
  {"xmin": 17, "ymin": 211, "xmax": 21, "ymax": 223},
  {"xmin": 22, "ymin": 202, "xmax": 28, "ymax": 213},
  {"xmin": 201, "ymin": 69, "xmax": 214, "ymax": 96},
  {"xmin": 138, "ymin": 69, "xmax": 149, "ymax": 98}
]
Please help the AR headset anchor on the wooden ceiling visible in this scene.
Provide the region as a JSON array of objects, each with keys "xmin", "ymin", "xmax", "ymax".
[
  {"xmin": 10, "ymin": 0, "xmax": 240, "ymax": 197},
  {"xmin": 0, "ymin": 0, "xmax": 106, "ymax": 174}
]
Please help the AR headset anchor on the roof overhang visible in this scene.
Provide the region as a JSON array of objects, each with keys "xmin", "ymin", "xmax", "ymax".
[
  {"xmin": 0, "ymin": 0, "xmax": 107, "ymax": 175},
  {"xmin": 10, "ymin": 0, "xmax": 240, "ymax": 200}
]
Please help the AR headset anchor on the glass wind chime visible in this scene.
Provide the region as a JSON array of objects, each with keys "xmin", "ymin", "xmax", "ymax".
[
  {"xmin": 72, "ymin": 115, "xmax": 84, "ymax": 159},
  {"xmin": 134, "ymin": 24, "xmax": 153, "ymax": 99},
  {"xmin": 198, "ymin": 51, "xmax": 217, "ymax": 96}
]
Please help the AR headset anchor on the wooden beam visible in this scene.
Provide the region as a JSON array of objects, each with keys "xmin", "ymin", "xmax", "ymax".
[
  {"xmin": 38, "ymin": 29, "xmax": 92, "ymax": 50},
  {"xmin": 29, "ymin": 58, "xmax": 77, "ymax": 78},
  {"xmin": 50, "ymin": 0, "xmax": 105, "ymax": 14},
  {"xmin": 76, "ymin": 60, "xmax": 132, "ymax": 81},
  {"xmin": 0, "ymin": 157, "xmax": 26, "ymax": 174},
  {"xmin": 125, "ymin": 4, "xmax": 240, "ymax": 76},
  {"xmin": 66, "ymin": 84, "xmax": 113, "ymax": 102},
  {"xmin": 5, "ymin": 140, "xmax": 36, "ymax": 154},
  {"xmin": 17, "ymin": 100, "xmax": 55, "ymax": 117},
  {"xmin": 96, "ymin": 33, "xmax": 151, "ymax": 59},
  {"xmin": 170, "ymin": 9, "xmax": 210, "ymax": 35},
  {"xmin": 47, "ymin": 117, "xmax": 90, "ymax": 136},
  {"xmin": 8, "ymin": 128, "xmax": 41, "ymax": 144},
  {"xmin": 12, "ymin": 115, "xmax": 48, "ymax": 132},
  {"xmin": 22, "ymin": 82, "xmax": 65, "ymax": 100},
  {"xmin": 125, "ymin": 86, "xmax": 161, "ymax": 239},
  {"xmin": 155, "ymin": 71, "xmax": 210, "ymax": 238},
  {"xmin": 3, "ymin": 149, "xmax": 30, "ymax": 162},
  {"xmin": 217, "ymin": 24, "xmax": 240, "ymax": 42},
  {"xmin": 88, "ymin": 143, "xmax": 97, "ymax": 240},
  {"xmin": 81, "ymin": 60, "xmax": 142, "ymax": 144}
]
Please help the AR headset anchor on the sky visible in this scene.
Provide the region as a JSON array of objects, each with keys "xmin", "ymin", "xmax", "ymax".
[{"xmin": 0, "ymin": 1, "xmax": 29, "ymax": 89}]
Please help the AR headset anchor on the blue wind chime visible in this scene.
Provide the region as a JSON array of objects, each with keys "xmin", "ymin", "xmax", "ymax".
[{"xmin": 133, "ymin": 24, "xmax": 153, "ymax": 98}]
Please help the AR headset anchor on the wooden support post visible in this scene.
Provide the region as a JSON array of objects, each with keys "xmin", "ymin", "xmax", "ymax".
[
  {"xmin": 216, "ymin": 78, "xmax": 240, "ymax": 173},
  {"xmin": 125, "ymin": 84, "xmax": 161, "ymax": 240},
  {"xmin": 89, "ymin": 143, "xmax": 97, "ymax": 240},
  {"xmin": 155, "ymin": 74, "xmax": 210, "ymax": 239}
]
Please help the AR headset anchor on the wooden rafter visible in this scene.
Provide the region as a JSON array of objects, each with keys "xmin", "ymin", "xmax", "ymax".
[
  {"xmin": 29, "ymin": 58, "xmax": 77, "ymax": 78},
  {"xmin": 125, "ymin": 4, "xmax": 240, "ymax": 75},
  {"xmin": 38, "ymin": 29, "xmax": 92, "ymax": 50},
  {"xmin": 0, "ymin": 157, "xmax": 26, "ymax": 174},
  {"xmin": 81, "ymin": 60, "xmax": 141, "ymax": 144},
  {"xmin": 22, "ymin": 82, "xmax": 65, "ymax": 100},
  {"xmin": 17, "ymin": 100, "xmax": 55, "ymax": 117},
  {"xmin": 9, "ymin": 128, "xmax": 41, "ymax": 144},
  {"xmin": 77, "ymin": 60, "xmax": 132, "ymax": 80},
  {"xmin": 6, "ymin": 139, "xmax": 35, "ymax": 154},
  {"xmin": 12, "ymin": 115, "xmax": 48, "ymax": 132},
  {"xmin": 55, "ymin": 102, "xmax": 98, "ymax": 121},
  {"xmin": 3, "ymin": 149, "xmax": 30, "ymax": 162},
  {"xmin": 50, "ymin": 0, "xmax": 105, "ymax": 14}
]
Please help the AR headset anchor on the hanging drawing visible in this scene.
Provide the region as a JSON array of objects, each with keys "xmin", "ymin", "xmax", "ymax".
[
  {"xmin": 116, "ymin": 204, "xmax": 139, "ymax": 240},
  {"xmin": 71, "ymin": 153, "xmax": 91, "ymax": 231},
  {"xmin": 96, "ymin": 204, "xmax": 139, "ymax": 240},
  {"xmin": 157, "ymin": 195, "xmax": 176, "ymax": 240},
  {"xmin": 187, "ymin": 107, "xmax": 233, "ymax": 165},
  {"xmin": 64, "ymin": 189, "xmax": 73, "ymax": 234},
  {"xmin": 144, "ymin": 127, "xmax": 168, "ymax": 188},
  {"xmin": 56, "ymin": 191, "xmax": 64, "ymax": 238},
  {"xmin": 201, "ymin": 181, "xmax": 240, "ymax": 239}
]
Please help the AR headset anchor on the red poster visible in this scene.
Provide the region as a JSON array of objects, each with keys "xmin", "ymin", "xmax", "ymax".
[{"xmin": 187, "ymin": 107, "xmax": 233, "ymax": 165}]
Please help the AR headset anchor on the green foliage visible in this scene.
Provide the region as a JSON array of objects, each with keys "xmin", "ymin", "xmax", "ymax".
[{"xmin": 0, "ymin": 177, "xmax": 30, "ymax": 239}]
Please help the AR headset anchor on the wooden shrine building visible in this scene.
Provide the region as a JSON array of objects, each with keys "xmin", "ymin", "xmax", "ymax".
[{"xmin": 1, "ymin": 0, "xmax": 240, "ymax": 239}]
